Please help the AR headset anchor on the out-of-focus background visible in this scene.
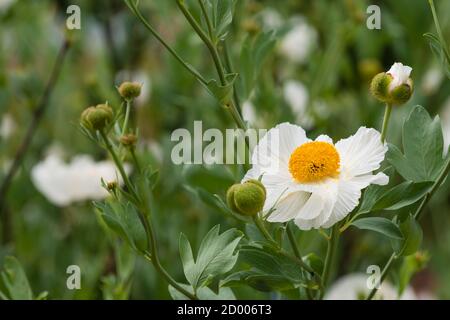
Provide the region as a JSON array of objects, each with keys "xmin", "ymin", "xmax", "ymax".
[{"xmin": 0, "ymin": 0, "xmax": 449, "ymax": 299}]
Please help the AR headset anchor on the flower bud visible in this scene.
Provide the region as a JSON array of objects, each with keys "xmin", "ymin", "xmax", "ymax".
[
  {"xmin": 118, "ymin": 81, "xmax": 142, "ymax": 100},
  {"xmin": 370, "ymin": 62, "xmax": 413, "ymax": 106},
  {"xmin": 226, "ymin": 179, "xmax": 266, "ymax": 216},
  {"xmin": 120, "ymin": 133, "xmax": 138, "ymax": 148},
  {"xmin": 107, "ymin": 181, "xmax": 118, "ymax": 191},
  {"xmin": 370, "ymin": 72, "xmax": 391, "ymax": 103},
  {"xmin": 81, "ymin": 104, "xmax": 113, "ymax": 131}
]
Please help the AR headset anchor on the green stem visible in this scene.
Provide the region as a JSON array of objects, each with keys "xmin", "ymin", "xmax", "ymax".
[
  {"xmin": 122, "ymin": 100, "xmax": 132, "ymax": 136},
  {"xmin": 286, "ymin": 222, "xmax": 302, "ymax": 259},
  {"xmin": 321, "ymin": 225, "xmax": 339, "ymax": 296},
  {"xmin": 100, "ymin": 130, "xmax": 137, "ymax": 201},
  {"xmin": 380, "ymin": 103, "xmax": 392, "ymax": 143},
  {"xmin": 125, "ymin": 1, "xmax": 207, "ymax": 85},
  {"xmin": 176, "ymin": 0, "xmax": 248, "ymax": 133},
  {"xmin": 223, "ymin": 40, "xmax": 242, "ymax": 115},
  {"xmin": 367, "ymin": 156, "xmax": 450, "ymax": 300},
  {"xmin": 100, "ymin": 130, "xmax": 198, "ymax": 300},
  {"xmin": 429, "ymin": 0, "xmax": 450, "ymax": 63},
  {"xmin": 252, "ymin": 215, "xmax": 277, "ymax": 246},
  {"xmin": 198, "ymin": 0, "xmax": 214, "ymax": 41}
]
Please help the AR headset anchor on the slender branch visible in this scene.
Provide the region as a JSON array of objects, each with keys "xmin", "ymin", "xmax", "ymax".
[
  {"xmin": 175, "ymin": 0, "xmax": 248, "ymax": 133},
  {"xmin": 429, "ymin": 0, "xmax": 450, "ymax": 63},
  {"xmin": 125, "ymin": 1, "xmax": 208, "ymax": 85},
  {"xmin": 321, "ymin": 225, "xmax": 339, "ymax": 297},
  {"xmin": 0, "ymin": 38, "xmax": 70, "ymax": 231},
  {"xmin": 222, "ymin": 40, "xmax": 242, "ymax": 115},
  {"xmin": 122, "ymin": 100, "xmax": 132, "ymax": 136},
  {"xmin": 286, "ymin": 222, "xmax": 302, "ymax": 259},
  {"xmin": 198, "ymin": 0, "xmax": 214, "ymax": 41},
  {"xmin": 101, "ymin": 130, "xmax": 198, "ymax": 300}
]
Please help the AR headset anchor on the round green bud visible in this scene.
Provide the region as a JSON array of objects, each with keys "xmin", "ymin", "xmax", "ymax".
[
  {"xmin": 227, "ymin": 180, "xmax": 266, "ymax": 216},
  {"xmin": 107, "ymin": 181, "xmax": 118, "ymax": 191},
  {"xmin": 245, "ymin": 179, "xmax": 266, "ymax": 197},
  {"xmin": 370, "ymin": 72, "xmax": 392, "ymax": 103},
  {"xmin": 120, "ymin": 134, "xmax": 138, "ymax": 147},
  {"xmin": 81, "ymin": 104, "xmax": 113, "ymax": 131},
  {"xmin": 226, "ymin": 184, "xmax": 241, "ymax": 214},
  {"xmin": 389, "ymin": 80, "xmax": 413, "ymax": 106},
  {"xmin": 118, "ymin": 81, "xmax": 142, "ymax": 100}
]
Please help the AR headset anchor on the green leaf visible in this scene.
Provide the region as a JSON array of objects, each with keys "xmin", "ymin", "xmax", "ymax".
[
  {"xmin": 0, "ymin": 257, "xmax": 33, "ymax": 300},
  {"xmin": 168, "ymin": 282, "xmax": 235, "ymax": 300},
  {"xmin": 203, "ymin": 73, "xmax": 238, "ymax": 105},
  {"xmin": 208, "ymin": 0, "xmax": 237, "ymax": 40},
  {"xmin": 391, "ymin": 215, "xmax": 423, "ymax": 256},
  {"xmin": 179, "ymin": 225, "xmax": 243, "ymax": 289},
  {"xmin": 371, "ymin": 181, "xmax": 433, "ymax": 211},
  {"xmin": 95, "ymin": 200, "xmax": 147, "ymax": 253},
  {"xmin": 224, "ymin": 244, "xmax": 307, "ymax": 292},
  {"xmin": 351, "ymin": 217, "xmax": 403, "ymax": 240},
  {"xmin": 424, "ymin": 32, "xmax": 450, "ymax": 78},
  {"xmin": 387, "ymin": 106, "xmax": 446, "ymax": 182}
]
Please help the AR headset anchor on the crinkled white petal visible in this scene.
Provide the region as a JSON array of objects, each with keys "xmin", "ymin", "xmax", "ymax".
[
  {"xmin": 336, "ymin": 127, "xmax": 387, "ymax": 178},
  {"xmin": 267, "ymin": 191, "xmax": 309, "ymax": 222},
  {"xmin": 387, "ymin": 62, "xmax": 412, "ymax": 89},
  {"xmin": 250, "ymin": 122, "xmax": 309, "ymax": 174}
]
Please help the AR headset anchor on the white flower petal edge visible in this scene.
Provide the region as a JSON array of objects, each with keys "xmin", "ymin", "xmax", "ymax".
[
  {"xmin": 387, "ymin": 62, "xmax": 412, "ymax": 89},
  {"xmin": 324, "ymin": 273, "xmax": 417, "ymax": 300},
  {"xmin": 243, "ymin": 123, "xmax": 388, "ymax": 230}
]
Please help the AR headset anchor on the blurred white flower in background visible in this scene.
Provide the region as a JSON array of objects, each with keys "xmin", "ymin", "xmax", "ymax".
[
  {"xmin": 325, "ymin": 273, "xmax": 417, "ymax": 300},
  {"xmin": 421, "ymin": 66, "xmax": 443, "ymax": 95},
  {"xmin": 0, "ymin": 114, "xmax": 16, "ymax": 140},
  {"xmin": 242, "ymin": 100, "xmax": 257, "ymax": 125},
  {"xmin": 31, "ymin": 152, "xmax": 129, "ymax": 207},
  {"xmin": 283, "ymin": 80, "xmax": 313, "ymax": 128},
  {"xmin": 115, "ymin": 70, "xmax": 152, "ymax": 107},
  {"xmin": 259, "ymin": 8, "xmax": 283, "ymax": 31},
  {"xmin": 279, "ymin": 17, "xmax": 317, "ymax": 64},
  {"xmin": 440, "ymin": 97, "xmax": 450, "ymax": 157},
  {"xmin": 0, "ymin": 0, "xmax": 15, "ymax": 13}
]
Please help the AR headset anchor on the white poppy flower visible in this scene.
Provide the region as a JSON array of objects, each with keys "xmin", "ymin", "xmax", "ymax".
[
  {"xmin": 279, "ymin": 18, "xmax": 317, "ymax": 64},
  {"xmin": 440, "ymin": 97, "xmax": 450, "ymax": 157},
  {"xmin": 0, "ymin": 0, "xmax": 15, "ymax": 12},
  {"xmin": 0, "ymin": 114, "xmax": 15, "ymax": 140},
  {"xmin": 242, "ymin": 100, "xmax": 257, "ymax": 125},
  {"xmin": 283, "ymin": 80, "xmax": 313, "ymax": 128},
  {"xmin": 324, "ymin": 274, "xmax": 417, "ymax": 300},
  {"xmin": 387, "ymin": 62, "xmax": 413, "ymax": 91},
  {"xmin": 31, "ymin": 153, "xmax": 129, "ymax": 207},
  {"xmin": 243, "ymin": 123, "xmax": 388, "ymax": 230}
]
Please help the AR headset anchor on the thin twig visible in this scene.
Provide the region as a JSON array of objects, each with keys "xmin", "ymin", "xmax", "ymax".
[{"xmin": 0, "ymin": 38, "xmax": 71, "ymax": 238}]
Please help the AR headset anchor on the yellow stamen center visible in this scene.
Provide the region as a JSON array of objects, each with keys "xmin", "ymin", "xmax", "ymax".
[{"xmin": 288, "ymin": 141, "xmax": 340, "ymax": 183}]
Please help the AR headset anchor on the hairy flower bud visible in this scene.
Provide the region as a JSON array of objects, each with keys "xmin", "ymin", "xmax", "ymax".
[
  {"xmin": 226, "ymin": 179, "xmax": 266, "ymax": 216},
  {"xmin": 118, "ymin": 81, "xmax": 142, "ymax": 100},
  {"xmin": 81, "ymin": 104, "xmax": 113, "ymax": 131},
  {"xmin": 120, "ymin": 133, "xmax": 138, "ymax": 147},
  {"xmin": 370, "ymin": 62, "xmax": 413, "ymax": 106}
]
